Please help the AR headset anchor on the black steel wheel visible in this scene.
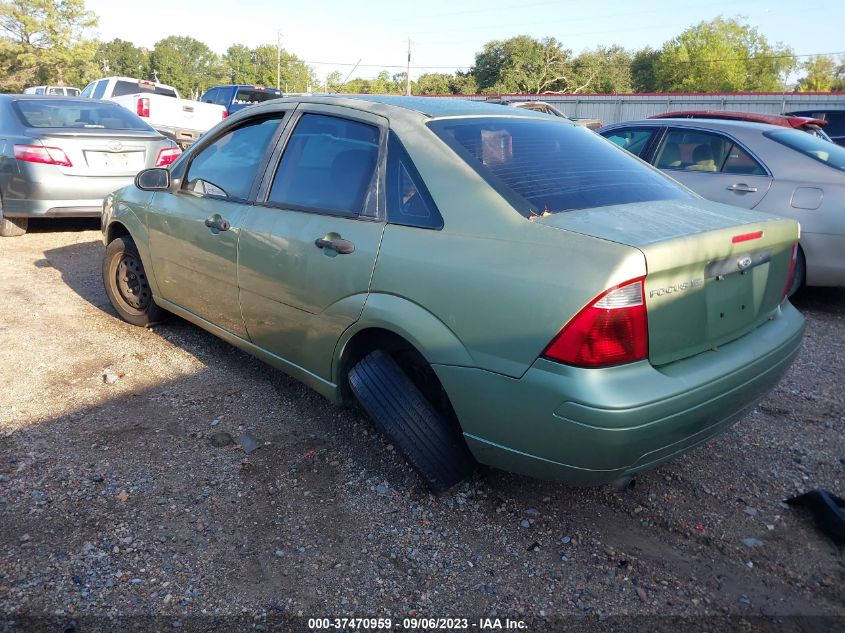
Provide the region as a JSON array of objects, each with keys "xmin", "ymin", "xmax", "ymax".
[{"xmin": 103, "ymin": 236, "xmax": 166, "ymax": 327}]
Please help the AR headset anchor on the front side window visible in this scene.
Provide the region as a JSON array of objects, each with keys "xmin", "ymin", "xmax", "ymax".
[
  {"xmin": 80, "ymin": 82, "xmax": 96, "ymax": 98},
  {"xmin": 603, "ymin": 127, "xmax": 658, "ymax": 158},
  {"xmin": 184, "ymin": 117, "xmax": 284, "ymax": 200},
  {"xmin": 429, "ymin": 117, "xmax": 691, "ymax": 216},
  {"xmin": 267, "ymin": 113, "xmax": 380, "ymax": 216},
  {"xmin": 766, "ymin": 128, "xmax": 845, "ymax": 172},
  {"xmin": 92, "ymin": 80, "xmax": 108, "ymax": 99}
]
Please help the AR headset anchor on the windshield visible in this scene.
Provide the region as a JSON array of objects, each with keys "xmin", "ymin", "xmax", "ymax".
[
  {"xmin": 766, "ymin": 128, "xmax": 845, "ymax": 172},
  {"xmin": 12, "ymin": 99, "xmax": 155, "ymax": 131},
  {"xmin": 429, "ymin": 117, "xmax": 693, "ymax": 215},
  {"xmin": 234, "ymin": 89, "xmax": 281, "ymax": 105}
]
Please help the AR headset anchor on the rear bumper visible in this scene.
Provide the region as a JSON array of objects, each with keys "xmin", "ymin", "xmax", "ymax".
[
  {"xmin": 435, "ymin": 301, "xmax": 805, "ymax": 485},
  {"xmin": 3, "ymin": 168, "xmax": 131, "ymax": 218},
  {"xmin": 802, "ymin": 231, "xmax": 845, "ymax": 287}
]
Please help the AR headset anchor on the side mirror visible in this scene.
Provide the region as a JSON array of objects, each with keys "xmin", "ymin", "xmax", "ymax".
[{"xmin": 135, "ymin": 168, "xmax": 171, "ymax": 191}]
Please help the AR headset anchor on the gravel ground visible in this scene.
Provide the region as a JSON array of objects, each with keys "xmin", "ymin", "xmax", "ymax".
[{"xmin": 1, "ymin": 220, "xmax": 843, "ymax": 632}]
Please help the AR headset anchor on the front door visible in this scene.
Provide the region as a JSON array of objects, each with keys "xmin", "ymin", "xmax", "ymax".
[
  {"xmin": 147, "ymin": 115, "xmax": 287, "ymax": 337},
  {"xmin": 238, "ymin": 107, "xmax": 386, "ymax": 379},
  {"xmin": 653, "ymin": 127, "xmax": 773, "ymax": 209}
]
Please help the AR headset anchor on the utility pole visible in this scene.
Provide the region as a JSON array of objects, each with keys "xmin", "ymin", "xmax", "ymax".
[
  {"xmin": 405, "ymin": 38, "xmax": 412, "ymax": 96},
  {"xmin": 276, "ymin": 30, "xmax": 282, "ymax": 92}
]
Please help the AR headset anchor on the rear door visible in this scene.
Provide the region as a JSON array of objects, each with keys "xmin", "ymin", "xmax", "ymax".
[
  {"xmin": 237, "ymin": 105, "xmax": 386, "ymax": 379},
  {"xmin": 653, "ymin": 127, "xmax": 773, "ymax": 209},
  {"xmin": 146, "ymin": 111, "xmax": 290, "ymax": 337}
]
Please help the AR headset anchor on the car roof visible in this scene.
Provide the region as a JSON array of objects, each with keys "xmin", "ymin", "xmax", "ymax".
[
  {"xmin": 272, "ymin": 94, "xmax": 550, "ymax": 120},
  {"xmin": 649, "ymin": 110, "xmax": 826, "ymax": 128}
]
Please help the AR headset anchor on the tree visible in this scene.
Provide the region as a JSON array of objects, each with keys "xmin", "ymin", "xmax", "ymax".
[
  {"xmin": 95, "ymin": 38, "xmax": 147, "ymax": 78},
  {"xmin": 149, "ymin": 36, "xmax": 226, "ymax": 98},
  {"xmin": 652, "ymin": 17, "xmax": 796, "ymax": 92},
  {"xmin": 249, "ymin": 44, "xmax": 316, "ymax": 92},
  {"xmin": 223, "ymin": 43, "xmax": 256, "ymax": 84},
  {"xmin": 471, "ymin": 35, "xmax": 586, "ymax": 94},
  {"xmin": 325, "ymin": 70, "xmax": 344, "ymax": 92},
  {"xmin": 572, "ymin": 45, "xmax": 632, "ymax": 93},
  {"xmin": 630, "ymin": 47, "xmax": 659, "ymax": 92},
  {"xmin": 415, "ymin": 71, "xmax": 478, "ymax": 95},
  {"xmin": 0, "ymin": 0, "xmax": 98, "ymax": 91},
  {"xmin": 797, "ymin": 56, "xmax": 844, "ymax": 92}
]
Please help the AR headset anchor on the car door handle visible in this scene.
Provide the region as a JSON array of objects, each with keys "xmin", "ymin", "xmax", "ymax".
[
  {"xmin": 315, "ymin": 237, "xmax": 355, "ymax": 255},
  {"xmin": 204, "ymin": 216, "xmax": 230, "ymax": 232},
  {"xmin": 726, "ymin": 184, "xmax": 758, "ymax": 193}
]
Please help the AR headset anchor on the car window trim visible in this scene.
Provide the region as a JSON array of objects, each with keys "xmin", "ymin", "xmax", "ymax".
[
  {"xmin": 171, "ymin": 110, "xmax": 293, "ymax": 203},
  {"xmin": 601, "ymin": 125, "xmax": 663, "ymax": 160},
  {"xmin": 253, "ymin": 104, "xmax": 388, "ymax": 222},
  {"xmin": 654, "ymin": 125, "xmax": 772, "ymax": 177}
]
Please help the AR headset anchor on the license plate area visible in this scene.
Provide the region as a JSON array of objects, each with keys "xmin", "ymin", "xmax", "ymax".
[
  {"xmin": 84, "ymin": 150, "xmax": 145, "ymax": 170},
  {"xmin": 705, "ymin": 265, "xmax": 768, "ymax": 340}
]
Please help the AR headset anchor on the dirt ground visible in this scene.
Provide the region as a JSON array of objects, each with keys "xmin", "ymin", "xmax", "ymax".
[{"xmin": 1, "ymin": 219, "xmax": 843, "ymax": 632}]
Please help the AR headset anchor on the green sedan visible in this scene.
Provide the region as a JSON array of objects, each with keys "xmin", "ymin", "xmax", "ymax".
[{"xmin": 101, "ymin": 96, "xmax": 805, "ymax": 491}]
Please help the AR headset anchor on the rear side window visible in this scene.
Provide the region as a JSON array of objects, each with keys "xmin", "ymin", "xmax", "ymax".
[
  {"xmin": 603, "ymin": 127, "xmax": 658, "ymax": 158},
  {"xmin": 429, "ymin": 118, "xmax": 691, "ymax": 215},
  {"xmin": 267, "ymin": 113, "xmax": 380, "ymax": 216},
  {"xmin": 387, "ymin": 131, "xmax": 442, "ymax": 229},
  {"xmin": 12, "ymin": 99, "xmax": 154, "ymax": 130},
  {"xmin": 92, "ymin": 81, "xmax": 108, "ymax": 99},
  {"xmin": 201, "ymin": 88, "xmax": 219, "ymax": 104},
  {"xmin": 184, "ymin": 117, "xmax": 284, "ymax": 200},
  {"xmin": 766, "ymin": 128, "xmax": 845, "ymax": 172},
  {"xmin": 80, "ymin": 82, "xmax": 96, "ymax": 98},
  {"xmin": 654, "ymin": 129, "xmax": 766, "ymax": 175}
]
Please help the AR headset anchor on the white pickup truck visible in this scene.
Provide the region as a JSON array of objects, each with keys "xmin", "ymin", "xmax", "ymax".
[{"xmin": 80, "ymin": 76, "xmax": 227, "ymax": 148}]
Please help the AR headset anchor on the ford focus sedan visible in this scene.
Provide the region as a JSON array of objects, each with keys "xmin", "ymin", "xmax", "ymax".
[
  {"xmin": 0, "ymin": 95, "xmax": 181, "ymax": 236},
  {"xmin": 599, "ymin": 118, "xmax": 845, "ymax": 294},
  {"xmin": 101, "ymin": 96, "xmax": 804, "ymax": 491}
]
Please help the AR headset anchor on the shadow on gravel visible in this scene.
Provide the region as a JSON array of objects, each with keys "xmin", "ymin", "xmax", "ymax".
[
  {"xmin": 28, "ymin": 217, "xmax": 101, "ymax": 234},
  {"xmin": 42, "ymin": 239, "xmax": 113, "ymax": 315},
  {"xmin": 790, "ymin": 286, "xmax": 845, "ymax": 316}
]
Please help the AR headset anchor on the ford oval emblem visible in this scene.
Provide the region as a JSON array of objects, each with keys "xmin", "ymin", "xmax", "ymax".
[{"xmin": 737, "ymin": 256, "xmax": 753, "ymax": 271}]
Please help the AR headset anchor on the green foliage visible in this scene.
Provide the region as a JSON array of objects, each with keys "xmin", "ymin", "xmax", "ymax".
[
  {"xmin": 95, "ymin": 38, "xmax": 148, "ymax": 78},
  {"xmin": 149, "ymin": 35, "xmax": 226, "ymax": 98},
  {"xmin": 415, "ymin": 71, "xmax": 477, "ymax": 95},
  {"xmin": 572, "ymin": 45, "xmax": 632, "ymax": 93},
  {"xmin": 797, "ymin": 56, "xmax": 845, "ymax": 92},
  {"xmin": 652, "ymin": 17, "xmax": 796, "ymax": 92},
  {"xmin": 221, "ymin": 43, "xmax": 316, "ymax": 92},
  {"xmin": 0, "ymin": 0, "xmax": 98, "ymax": 91},
  {"xmin": 472, "ymin": 35, "xmax": 583, "ymax": 93},
  {"xmin": 630, "ymin": 47, "xmax": 659, "ymax": 92}
]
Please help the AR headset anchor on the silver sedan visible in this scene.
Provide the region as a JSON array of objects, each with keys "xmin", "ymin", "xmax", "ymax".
[
  {"xmin": 0, "ymin": 95, "xmax": 181, "ymax": 236},
  {"xmin": 598, "ymin": 118, "xmax": 845, "ymax": 293}
]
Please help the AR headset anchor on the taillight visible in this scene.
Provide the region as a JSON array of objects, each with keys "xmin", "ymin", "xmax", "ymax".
[
  {"xmin": 137, "ymin": 97, "xmax": 150, "ymax": 117},
  {"xmin": 222, "ymin": 110, "xmax": 229, "ymax": 119},
  {"xmin": 155, "ymin": 146, "xmax": 182, "ymax": 167},
  {"xmin": 543, "ymin": 277, "xmax": 648, "ymax": 368},
  {"xmin": 781, "ymin": 242, "xmax": 799, "ymax": 301},
  {"xmin": 13, "ymin": 144, "xmax": 73, "ymax": 167}
]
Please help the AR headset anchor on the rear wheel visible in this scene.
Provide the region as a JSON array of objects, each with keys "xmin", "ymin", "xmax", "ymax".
[
  {"xmin": 348, "ymin": 349, "xmax": 476, "ymax": 492},
  {"xmin": 103, "ymin": 236, "xmax": 166, "ymax": 327},
  {"xmin": 0, "ymin": 195, "xmax": 27, "ymax": 237}
]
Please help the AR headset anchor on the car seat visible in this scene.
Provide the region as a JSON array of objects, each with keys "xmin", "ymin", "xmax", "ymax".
[{"xmin": 688, "ymin": 145, "xmax": 717, "ymax": 171}]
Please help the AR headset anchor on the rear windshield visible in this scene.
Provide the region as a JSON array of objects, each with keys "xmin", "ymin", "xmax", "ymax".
[
  {"xmin": 766, "ymin": 129, "xmax": 845, "ymax": 172},
  {"xmin": 113, "ymin": 80, "xmax": 177, "ymax": 98},
  {"xmin": 12, "ymin": 99, "xmax": 154, "ymax": 131},
  {"xmin": 234, "ymin": 89, "xmax": 281, "ymax": 105},
  {"xmin": 428, "ymin": 117, "xmax": 693, "ymax": 215}
]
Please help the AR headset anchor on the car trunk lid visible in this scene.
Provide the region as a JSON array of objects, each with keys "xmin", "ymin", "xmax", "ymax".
[
  {"xmin": 536, "ymin": 199, "xmax": 799, "ymax": 366},
  {"xmin": 30, "ymin": 129, "xmax": 162, "ymax": 177}
]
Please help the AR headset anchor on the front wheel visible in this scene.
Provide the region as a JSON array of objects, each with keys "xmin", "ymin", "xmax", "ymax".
[{"xmin": 102, "ymin": 236, "xmax": 166, "ymax": 327}]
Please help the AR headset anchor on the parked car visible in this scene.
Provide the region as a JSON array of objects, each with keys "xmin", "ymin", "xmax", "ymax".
[
  {"xmin": 200, "ymin": 85, "xmax": 283, "ymax": 116},
  {"xmin": 649, "ymin": 110, "xmax": 832, "ymax": 142},
  {"xmin": 599, "ymin": 118, "xmax": 845, "ymax": 293},
  {"xmin": 0, "ymin": 95, "xmax": 181, "ymax": 237},
  {"xmin": 80, "ymin": 76, "xmax": 227, "ymax": 149},
  {"xmin": 785, "ymin": 109, "xmax": 845, "ymax": 147},
  {"xmin": 487, "ymin": 98, "xmax": 603, "ymax": 130},
  {"xmin": 101, "ymin": 95, "xmax": 804, "ymax": 491},
  {"xmin": 23, "ymin": 86, "xmax": 82, "ymax": 96}
]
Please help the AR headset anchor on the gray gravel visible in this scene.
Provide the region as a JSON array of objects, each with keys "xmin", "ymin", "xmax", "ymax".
[{"xmin": 1, "ymin": 220, "xmax": 844, "ymax": 628}]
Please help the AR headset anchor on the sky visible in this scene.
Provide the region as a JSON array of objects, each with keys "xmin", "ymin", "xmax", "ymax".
[{"xmin": 86, "ymin": 0, "xmax": 845, "ymax": 87}]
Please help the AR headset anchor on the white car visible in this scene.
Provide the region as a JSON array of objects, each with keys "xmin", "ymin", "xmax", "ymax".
[{"xmin": 81, "ymin": 77, "xmax": 227, "ymax": 149}]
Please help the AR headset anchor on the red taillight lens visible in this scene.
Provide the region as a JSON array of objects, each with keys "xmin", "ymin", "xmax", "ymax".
[
  {"xmin": 543, "ymin": 277, "xmax": 648, "ymax": 368},
  {"xmin": 13, "ymin": 144, "xmax": 73, "ymax": 167},
  {"xmin": 155, "ymin": 146, "xmax": 182, "ymax": 167},
  {"xmin": 137, "ymin": 97, "xmax": 150, "ymax": 117},
  {"xmin": 222, "ymin": 110, "xmax": 228, "ymax": 119},
  {"xmin": 781, "ymin": 241, "xmax": 799, "ymax": 301}
]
